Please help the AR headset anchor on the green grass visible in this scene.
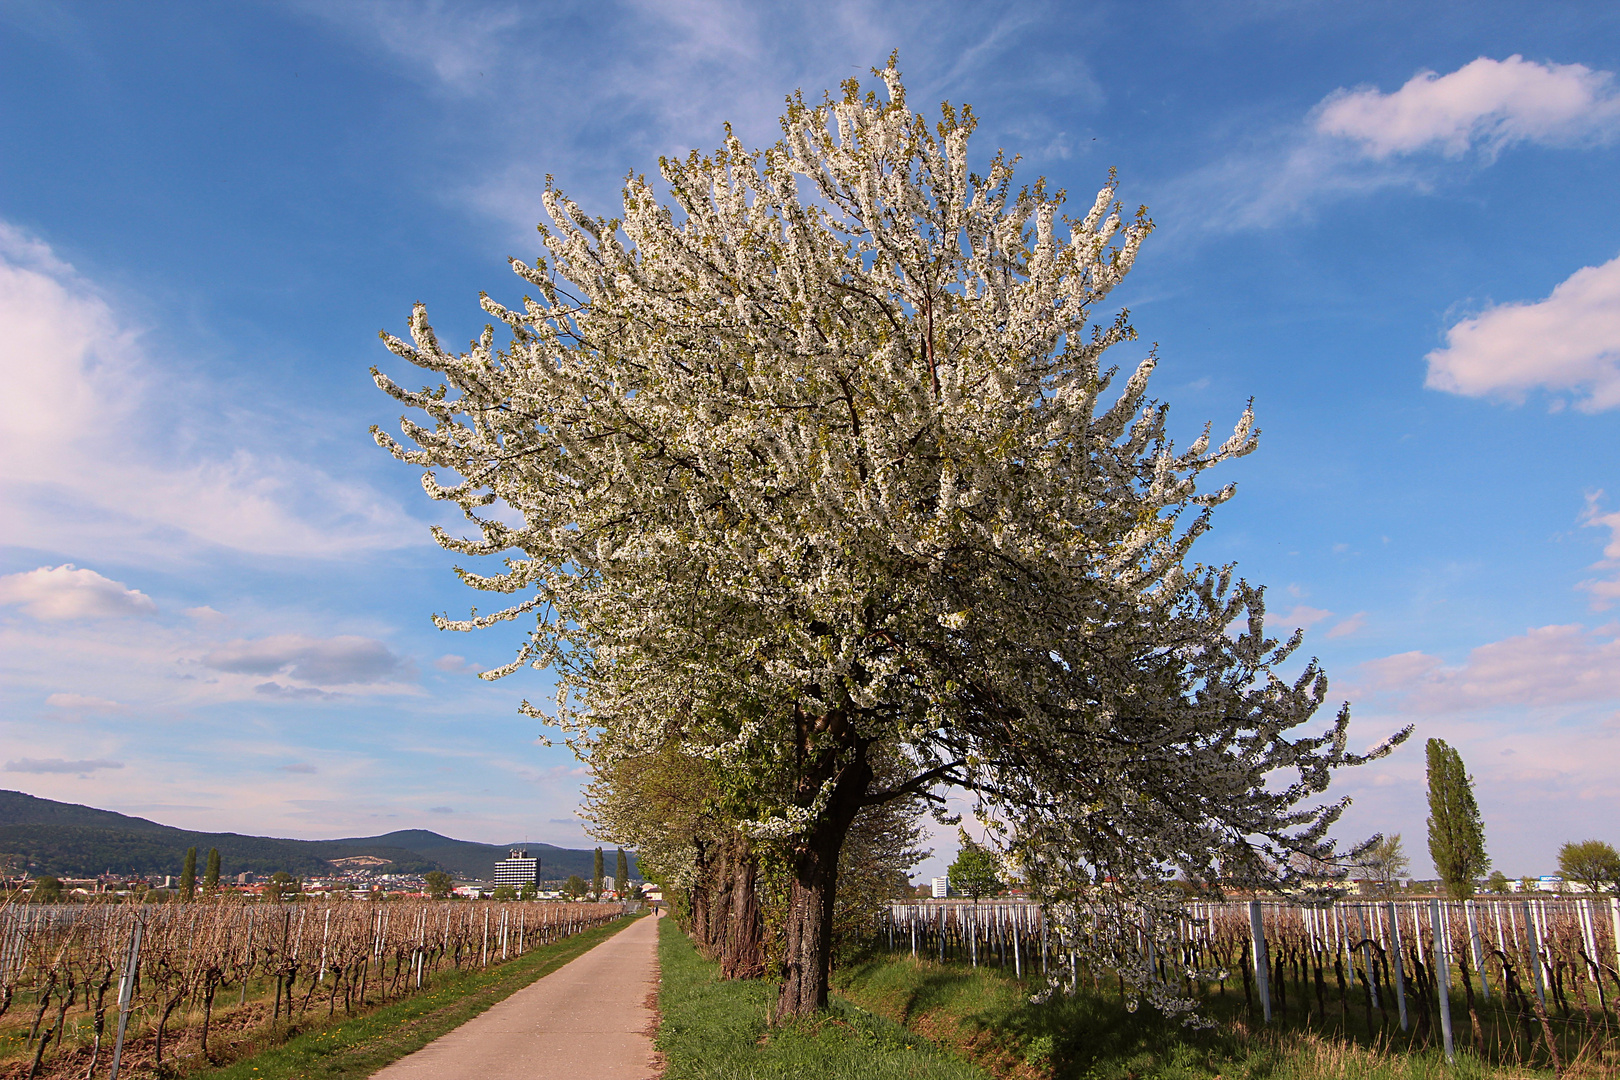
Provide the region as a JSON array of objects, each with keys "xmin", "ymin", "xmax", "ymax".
[
  {"xmin": 656, "ymin": 917, "xmax": 988, "ymax": 1080},
  {"xmin": 834, "ymin": 952, "xmax": 1592, "ymax": 1080},
  {"xmin": 194, "ymin": 912, "xmax": 644, "ymax": 1080}
]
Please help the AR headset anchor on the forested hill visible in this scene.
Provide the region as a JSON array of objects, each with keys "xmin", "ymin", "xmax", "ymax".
[{"xmin": 0, "ymin": 791, "xmax": 630, "ymax": 881}]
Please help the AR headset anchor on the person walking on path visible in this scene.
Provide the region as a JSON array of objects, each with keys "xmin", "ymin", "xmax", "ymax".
[{"xmin": 371, "ymin": 910, "xmax": 660, "ymax": 1080}]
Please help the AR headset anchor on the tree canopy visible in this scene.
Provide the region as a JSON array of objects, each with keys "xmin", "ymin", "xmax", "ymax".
[
  {"xmin": 1558, "ymin": 839, "xmax": 1620, "ymax": 895},
  {"xmin": 948, "ymin": 831, "xmax": 1003, "ymax": 902},
  {"xmin": 375, "ymin": 56, "xmax": 1406, "ymax": 1017}
]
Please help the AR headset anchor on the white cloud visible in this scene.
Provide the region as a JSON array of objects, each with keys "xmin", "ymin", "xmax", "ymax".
[
  {"xmin": 1316, "ymin": 56, "xmax": 1620, "ymax": 159},
  {"xmin": 5, "ymin": 758, "xmax": 124, "ymax": 774},
  {"xmin": 1355, "ymin": 624, "xmax": 1620, "ymax": 713},
  {"xmin": 45, "ymin": 693, "xmax": 124, "ymax": 712},
  {"xmin": 0, "ymin": 565, "xmax": 156, "ymax": 620},
  {"xmin": 1425, "ymin": 253, "xmax": 1620, "ymax": 411},
  {"xmin": 433, "ymin": 653, "xmax": 482, "ymax": 674},
  {"xmin": 204, "ymin": 634, "xmax": 407, "ymax": 686},
  {"xmin": 0, "ymin": 222, "xmax": 418, "ymax": 560}
]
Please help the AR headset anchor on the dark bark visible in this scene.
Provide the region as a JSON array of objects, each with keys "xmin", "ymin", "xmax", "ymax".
[
  {"xmin": 720, "ymin": 836, "xmax": 765, "ymax": 980},
  {"xmin": 201, "ymin": 972, "xmax": 219, "ymax": 1056},
  {"xmin": 706, "ymin": 840, "xmax": 734, "ymax": 960},
  {"xmin": 774, "ymin": 742, "xmax": 872, "ymax": 1018}
]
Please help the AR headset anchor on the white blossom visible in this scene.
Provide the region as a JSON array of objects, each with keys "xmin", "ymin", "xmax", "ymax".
[{"xmin": 374, "ymin": 56, "xmax": 1408, "ymax": 1014}]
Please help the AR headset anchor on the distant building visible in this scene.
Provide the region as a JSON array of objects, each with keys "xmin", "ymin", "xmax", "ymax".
[
  {"xmin": 931, "ymin": 877, "xmax": 950, "ymax": 898},
  {"xmin": 493, "ymin": 849, "xmax": 541, "ymax": 890}
]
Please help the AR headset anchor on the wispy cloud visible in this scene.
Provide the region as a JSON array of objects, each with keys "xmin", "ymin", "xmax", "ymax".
[
  {"xmin": 45, "ymin": 693, "xmax": 124, "ymax": 712},
  {"xmin": 1324, "ymin": 611, "xmax": 1367, "ymax": 639},
  {"xmin": 1580, "ymin": 492, "xmax": 1620, "ymax": 609},
  {"xmin": 205, "ymin": 634, "xmax": 408, "ymax": 686},
  {"xmin": 5, "ymin": 757, "xmax": 124, "ymax": 775},
  {"xmin": 1425, "ymin": 252, "xmax": 1620, "ymax": 412},
  {"xmin": 299, "ymin": 0, "xmax": 1095, "ymax": 236},
  {"xmin": 0, "ymin": 222, "xmax": 418, "ymax": 561},
  {"xmin": 1166, "ymin": 56, "xmax": 1620, "ymax": 232},
  {"xmin": 1269, "ymin": 604, "xmax": 1365, "ymax": 640},
  {"xmin": 1354, "ymin": 623, "xmax": 1620, "ymax": 713}
]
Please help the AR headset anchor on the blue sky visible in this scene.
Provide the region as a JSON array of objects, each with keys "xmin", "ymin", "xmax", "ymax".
[{"xmin": 2, "ymin": 1, "xmax": 1617, "ymax": 884}]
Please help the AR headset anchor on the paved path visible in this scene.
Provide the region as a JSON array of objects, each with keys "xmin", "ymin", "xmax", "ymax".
[{"xmin": 370, "ymin": 912, "xmax": 660, "ymax": 1080}]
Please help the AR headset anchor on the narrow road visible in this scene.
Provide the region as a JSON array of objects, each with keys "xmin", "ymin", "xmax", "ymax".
[{"xmin": 370, "ymin": 911, "xmax": 660, "ymax": 1080}]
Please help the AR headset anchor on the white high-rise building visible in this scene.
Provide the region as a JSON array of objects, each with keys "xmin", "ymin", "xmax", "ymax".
[
  {"xmin": 493, "ymin": 849, "xmax": 541, "ymax": 890},
  {"xmin": 931, "ymin": 876, "xmax": 950, "ymax": 898}
]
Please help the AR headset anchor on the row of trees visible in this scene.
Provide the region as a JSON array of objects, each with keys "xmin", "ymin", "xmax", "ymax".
[{"xmin": 375, "ymin": 57, "xmax": 1404, "ymax": 1017}]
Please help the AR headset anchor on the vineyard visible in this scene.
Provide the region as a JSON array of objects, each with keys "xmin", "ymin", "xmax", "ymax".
[
  {"xmin": 0, "ymin": 899, "xmax": 634, "ymax": 1080},
  {"xmin": 886, "ymin": 896, "xmax": 1620, "ymax": 1072}
]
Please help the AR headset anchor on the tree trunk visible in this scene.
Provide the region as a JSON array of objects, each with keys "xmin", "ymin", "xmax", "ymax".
[
  {"xmin": 774, "ymin": 745, "xmax": 871, "ymax": 1019},
  {"xmin": 721, "ymin": 836, "xmax": 765, "ymax": 980},
  {"xmin": 687, "ymin": 839, "xmax": 712, "ymax": 948},
  {"xmin": 706, "ymin": 840, "xmax": 734, "ymax": 961}
]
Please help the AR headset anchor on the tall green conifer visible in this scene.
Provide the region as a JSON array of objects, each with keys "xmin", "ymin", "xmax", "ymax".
[
  {"xmin": 179, "ymin": 846, "xmax": 198, "ymax": 901},
  {"xmin": 592, "ymin": 846, "xmax": 604, "ymax": 899},
  {"xmin": 615, "ymin": 848, "xmax": 629, "ymax": 895},
  {"xmin": 203, "ymin": 847, "xmax": 221, "ymax": 894},
  {"xmin": 1426, "ymin": 738, "xmax": 1489, "ymax": 898}
]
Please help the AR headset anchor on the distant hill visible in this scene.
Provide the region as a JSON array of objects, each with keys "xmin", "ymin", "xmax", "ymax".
[{"xmin": 0, "ymin": 790, "xmax": 633, "ymax": 882}]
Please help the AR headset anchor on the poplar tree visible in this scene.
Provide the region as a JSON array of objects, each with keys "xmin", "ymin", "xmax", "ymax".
[
  {"xmin": 375, "ymin": 57, "xmax": 1406, "ymax": 1017},
  {"xmin": 1426, "ymin": 738, "xmax": 1489, "ymax": 898},
  {"xmin": 179, "ymin": 846, "xmax": 198, "ymax": 901},
  {"xmin": 615, "ymin": 848, "xmax": 629, "ymax": 894},
  {"xmin": 203, "ymin": 847, "xmax": 221, "ymax": 895},
  {"xmin": 592, "ymin": 846, "xmax": 604, "ymax": 899}
]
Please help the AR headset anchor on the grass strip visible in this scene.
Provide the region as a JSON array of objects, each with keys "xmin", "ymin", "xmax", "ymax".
[
  {"xmin": 195, "ymin": 911, "xmax": 645, "ymax": 1080},
  {"xmin": 655, "ymin": 917, "xmax": 987, "ymax": 1080},
  {"xmin": 835, "ymin": 951, "xmax": 1556, "ymax": 1080}
]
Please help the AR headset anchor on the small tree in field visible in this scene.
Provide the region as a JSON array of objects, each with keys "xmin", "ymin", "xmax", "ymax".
[
  {"xmin": 1558, "ymin": 839, "xmax": 1620, "ymax": 895},
  {"xmin": 1358, "ymin": 834, "xmax": 1410, "ymax": 898},
  {"xmin": 564, "ymin": 875, "xmax": 587, "ymax": 899},
  {"xmin": 424, "ymin": 870, "xmax": 453, "ymax": 899},
  {"xmin": 948, "ymin": 831, "xmax": 1002, "ymax": 902},
  {"xmin": 1426, "ymin": 739, "xmax": 1489, "ymax": 898},
  {"xmin": 375, "ymin": 57, "xmax": 1405, "ymax": 1017}
]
